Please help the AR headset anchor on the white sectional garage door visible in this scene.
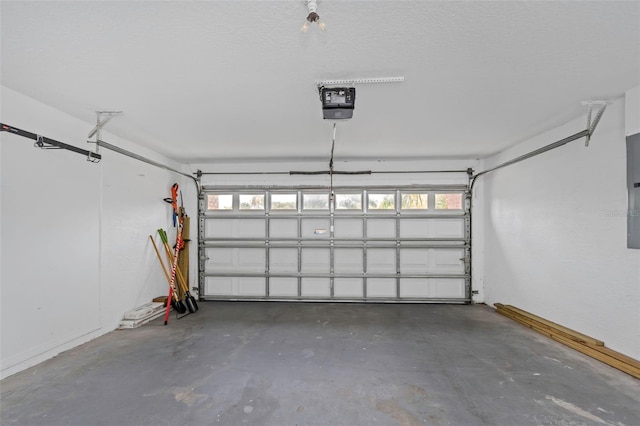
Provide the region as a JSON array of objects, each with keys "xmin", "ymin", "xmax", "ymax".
[{"xmin": 199, "ymin": 186, "xmax": 471, "ymax": 303}]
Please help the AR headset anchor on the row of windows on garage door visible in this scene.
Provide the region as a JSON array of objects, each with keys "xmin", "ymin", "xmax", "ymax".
[{"xmin": 205, "ymin": 191, "xmax": 464, "ymax": 211}]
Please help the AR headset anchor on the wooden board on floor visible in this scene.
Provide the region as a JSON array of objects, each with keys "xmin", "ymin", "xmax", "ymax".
[
  {"xmin": 495, "ymin": 304, "xmax": 640, "ymax": 379},
  {"xmin": 496, "ymin": 304, "xmax": 640, "ymax": 370},
  {"xmin": 499, "ymin": 303, "xmax": 604, "ymax": 346}
]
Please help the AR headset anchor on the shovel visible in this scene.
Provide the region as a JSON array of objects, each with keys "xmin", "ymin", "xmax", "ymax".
[
  {"xmin": 159, "ymin": 228, "xmax": 198, "ymax": 312},
  {"xmin": 149, "ymin": 235, "xmax": 188, "ymax": 314}
]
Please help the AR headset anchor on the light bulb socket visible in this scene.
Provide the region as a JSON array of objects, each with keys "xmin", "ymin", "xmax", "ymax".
[
  {"xmin": 306, "ymin": 0, "xmax": 318, "ymax": 13},
  {"xmin": 306, "ymin": 11, "xmax": 320, "ymax": 23}
]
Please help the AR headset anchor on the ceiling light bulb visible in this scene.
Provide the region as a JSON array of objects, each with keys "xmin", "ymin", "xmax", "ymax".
[{"xmin": 301, "ymin": 0, "xmax": 326, "ymax": 33}]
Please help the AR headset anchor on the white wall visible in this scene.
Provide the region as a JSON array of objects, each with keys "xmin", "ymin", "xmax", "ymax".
[
  {"xmin": 481, "ymin": 93, "xmax": 640, "ymax": 359},
  {"xmin": 626, "ymin": 85, "xmax": 640, "ymax": 136},
  {"xmin": 0, "ymin": 86, "xmax": 193, "ymax": 378}
]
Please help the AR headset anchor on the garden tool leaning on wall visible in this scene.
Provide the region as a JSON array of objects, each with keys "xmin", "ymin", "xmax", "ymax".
[
  {"xmin": 161, "ymin": 183, "xmax": 189, "ymax": 324},
  {"xmin": 177, "ymin": 204, "xmax": 198, "ymax": 311}
]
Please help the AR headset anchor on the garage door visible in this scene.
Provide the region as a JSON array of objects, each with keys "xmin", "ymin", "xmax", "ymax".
[{"xmin": 198, "ymin": 186, "xmax": 471, "ymax": 303}]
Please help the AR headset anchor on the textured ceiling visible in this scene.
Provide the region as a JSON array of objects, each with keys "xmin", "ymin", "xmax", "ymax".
[{"xmin": 1, "ymin": 1, "xmax": 639, "ymax": 163}]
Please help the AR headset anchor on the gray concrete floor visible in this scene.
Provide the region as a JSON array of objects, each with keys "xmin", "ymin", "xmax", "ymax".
[{"xmin": 1, "ymin": 302, "xmax": 639, "ymax": 426}]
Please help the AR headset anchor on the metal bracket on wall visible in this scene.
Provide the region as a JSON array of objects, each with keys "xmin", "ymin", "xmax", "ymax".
[
  {"xmin": 582, "ymin": 100, "xmax": 609, "ymax": 147},
  {"xmin": 1, "ymin": 122, "xmax": 102, "ymax": 161},
  {"xmin": 86, "ymin": 110, "xmax": 122, "ymax": 158}
]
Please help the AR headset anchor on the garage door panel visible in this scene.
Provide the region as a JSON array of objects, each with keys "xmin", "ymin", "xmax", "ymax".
[
  {"xmin": 431, "ymin": 219, "xmax": 464, "ymax": 238},
  {"xmin": 400, "ymin": 218, "xmax": 465, "ymax": 239},
  {"xmin": 367, "ymin": 278, "xmax": 397, "ymax": 298},
  {"xmin": 206, "ymin": 277, "xmax": 233, "ymax": 295},
  {"xmin": 205, "ymin": 277, "xmax": 267, "ymax": 297},
  {"xmin": 206, "ymin": 248, "xmax": 265, "ymax": 272},
  {"xmin": 434, "ymin": 249, "xmax": 465, "ymax": 273},
  {"xmin": 399, "ymin": 249, "xmax": 428, "ymax": 273},
  {"xmin": 301, "ymin": 248, "xmax": 329, "ymax": 272},
  {"xmin": 334, "ymin": 218, "xmax": 363, "ymax": 238},
  {"xmin": 270, "ymin": 248, "xmax": 297, "ymax": 272},
  {"xmin": 399, "ymin": 219, "xmax": 429, "ymax": 238},
  {"xmin": 399, "ymin": 248, "xmax": 465, "ymax": 274},
  {"xmin": 237, "ymin": 219, "xmax": 265, "ymax": 238},
  {"xmin": 434, "ymin": 279, "xmax": 466, "ymax": 298},
  {"xmin": 400, "ymin": 278, "xmax": 432, "ymax": 298},
  {"xmin": 334, "ymin": 278, "xmax": 363, "ymax": 297},
  {"xmin": 238, "ymin": 277, "xmax": 265, "ymax": 296},
  {"xmin": 206, "ymin": 219, "xmax": 235, "ymax": 238},
  {"xmin": 206, "ymin": 218, "xmax": 265, "ymax": 239},
  {"xmin": 435, "ymin": 248, "xmax": 464, "ymax": 265},
  {"xmin": 334, "ymin": 248, "xmax": 363, "ymax": 272},
  {"xmin": 367, "ymin": 249, "xmax": 395, "ymax": 272},
  {"xmin": 366, "ymin": 219, "xmax": 396, "ymax": 238},
  {"xmin": 206, "ymin": 248, "xmax": 233, "ymax": 271},
  {"xmin": 270, "ymin": 219, "xmax": 297, "ymax": 238},
  {"xmin": 302, "ymin": 278, "xmax": 330, "ymax": 297},
  {"xmin": 301, "ymin": 219, "xmax": 330, "ymax": 239},
  {"xmin": 399, "ymin": 278, "xmax": 466, "ymax": 298},
  {"xmin": 269, "ymin": 278, "xmax": 298, "ymax": 297},
  {"xmin": 236, "ymin": 248, "xmax": 265, "ymax": 272}
]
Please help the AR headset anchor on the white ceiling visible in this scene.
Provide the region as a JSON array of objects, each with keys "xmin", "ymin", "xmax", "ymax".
[{"xmin": 1, "ymin": 1, "xmax": 639, "ymax": 163}]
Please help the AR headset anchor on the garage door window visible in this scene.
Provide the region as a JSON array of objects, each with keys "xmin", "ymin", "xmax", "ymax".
[
  {"xmin": 207, "ymin": 194, "xmax": 233, "ymax": 210},
  {"xmin": 239, "ymin": 194, "xmax": 265, "ymax": 210},
  {"xmin": 271, "ymin": 193, "xmax": 297, "ymax": 210},
  {"xmin": 401, "ymin": 193, "xmax": 429, "ymax": 210},
  {"xmin": 368, "ymin": 193, "xmax": 395, "ymax": 210},
  {"xmin": 335, "ymin": 193, "xmax": 362, "ymax": 210},
  {"xmin": 303, "ymin": 193, "xmax": 329, "ymax": 210},
  {"xmin": 435, "ymin": 193, "xmax": 463, "ymax": 210}
]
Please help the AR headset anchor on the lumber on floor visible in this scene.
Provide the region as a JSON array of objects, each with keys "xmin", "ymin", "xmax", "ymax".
[
  {"xmin": 496, "ymin": 304, "xmax": 640, "ymax": 370},
  {"xmin": 495, "ymin": 303, "xmax": 640, "ymax": 380},
  {"xmin": 502, "ymin": 304, "xmax": 604, "ymax": 346}
]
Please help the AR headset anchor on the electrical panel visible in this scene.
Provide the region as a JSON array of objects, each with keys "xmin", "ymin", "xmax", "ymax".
[{"xmin": 627, "ymin": 133, "xmax": 640, "ymax": 249}]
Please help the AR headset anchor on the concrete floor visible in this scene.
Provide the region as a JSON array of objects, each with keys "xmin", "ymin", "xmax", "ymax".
[{"xmin": 1, "ymin": 302, "xmax": 639, "ymax": 426}]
